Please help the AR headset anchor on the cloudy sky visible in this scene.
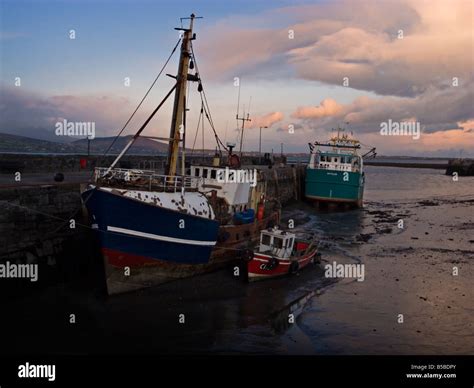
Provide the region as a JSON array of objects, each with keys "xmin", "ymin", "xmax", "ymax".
[{"xmin": 1, "ymin": 0, "xmax": 473, "ymax": 156}]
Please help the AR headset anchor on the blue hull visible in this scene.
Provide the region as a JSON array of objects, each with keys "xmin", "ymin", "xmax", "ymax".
[{"xmin": 82, "ymin": 188, "xmax": 220, "ymax": 266}]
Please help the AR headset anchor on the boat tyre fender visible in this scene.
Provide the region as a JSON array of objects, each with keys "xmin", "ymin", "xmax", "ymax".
[
  {"xmin": 311, "ymin": 252, "xmax": 321, "ymax": 265},
  {"xmin": 217, "ymin": 231, "xmax": 231, "ymax": 243},
  {"xmin": 289, "ymin": 261, "xmax": 299, "ymax": 274},
  {"xmin": 241, "ymin": 249, "xmax": 253, "ymax": 262},
  {"xmin": 54, "ymin": 172, "xmax": 64, "ymax": 182},
  {"xmin": 267, "ymin": 257, "xmax": 279, "ymax": 270}
]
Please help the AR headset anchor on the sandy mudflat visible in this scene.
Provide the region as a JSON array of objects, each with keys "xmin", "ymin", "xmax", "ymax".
[{"xmin": 288, "ymin": 195, "xmax": 474, "ymax": 355}]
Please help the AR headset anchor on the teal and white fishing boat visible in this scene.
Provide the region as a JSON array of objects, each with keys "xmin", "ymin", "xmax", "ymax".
[{"xmin": 305, "ymin": 128, "xmax": 375, "ymax": 208}]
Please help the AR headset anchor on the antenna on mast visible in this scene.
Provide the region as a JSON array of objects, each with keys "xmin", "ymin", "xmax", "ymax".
[
  {"xmin": 236, "ymin": 79, "xmax": 241, "ymax": 132},
  {"xmin": 237, "ymin": 103, "xmax": 251, "ymax": 157},
  {"xmin": 233, "ymin": 79, "xmax": 251, "ymax": 157}
]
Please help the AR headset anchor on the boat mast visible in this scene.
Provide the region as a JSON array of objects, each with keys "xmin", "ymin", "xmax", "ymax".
[{"xmin": 166, "ymin": 14, "xmax": 197, "ymax": 177}]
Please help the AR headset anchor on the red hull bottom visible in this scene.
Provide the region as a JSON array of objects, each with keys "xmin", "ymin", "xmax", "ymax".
[{"xmin": 247, "ymin": 250, "xmax": 317, "ymax": 281}]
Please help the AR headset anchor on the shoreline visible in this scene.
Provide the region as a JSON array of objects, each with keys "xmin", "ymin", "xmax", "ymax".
[{"xmin": 364, "ymin": 161, "xmax": 446, "ymax": 169}]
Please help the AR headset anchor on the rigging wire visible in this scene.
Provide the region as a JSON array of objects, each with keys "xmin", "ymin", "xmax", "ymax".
[
  {"xmin": 190, "ymin": 101, "xmax": 204, "ymax": 155},
  {"xmin": 99, "ymin": 37, "xmax": 182, "ymax": 162},
  {"xmin": 6, "ymin": 38, "xmax": 226, "ymax": 240},
  {"xmin": 201, "ymin": 100, "xmax": 205, "ymax": 160},
  {"xmin": 46, "ymin": 38, "xmax": 182, "ymax": 236},
  {"xmin": 190, "ymin": 42, "xmax": 228, "ymax": 154}
]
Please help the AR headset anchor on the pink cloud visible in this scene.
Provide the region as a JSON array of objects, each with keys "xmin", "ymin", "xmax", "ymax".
[
  {"xmin": 249, "ymin": 111, "xmax": 284, "ymax": 128},
  {"xmin": 292, "ymin": 99, "xmax": 343, "ymax": 119},
  {"xmin": 201, "ymin": 0, "xmax": 473, "ymax": 97},
  {"xmin": 290, "ymin": 79, "xmax": 473, "ymax": 135}
]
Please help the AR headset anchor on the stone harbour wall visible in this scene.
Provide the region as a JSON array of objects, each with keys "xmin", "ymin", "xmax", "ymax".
[
  {"xmin": 446, "ymin": 159, "xmax": 474, "ymax": 176},
  {"xmin": 0, "ymin": 183, "xmax": 102, "ymax": 294}
]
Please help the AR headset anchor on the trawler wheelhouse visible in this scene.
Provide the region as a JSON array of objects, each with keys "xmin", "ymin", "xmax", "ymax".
[
  {"xmin": 259, "ymin": 228, "xmax": 295, "ymax": 259},
  {"xmin": 190, "ymin": 165, "xmax": 256, "ymax": 215},
  {"xmin": 310, "ymin": 152, "xmax": 362, "ymax": 173}
]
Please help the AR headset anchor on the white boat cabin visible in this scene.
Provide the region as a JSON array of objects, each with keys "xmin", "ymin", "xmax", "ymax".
[
  {"xmin": 309, "ymin": 151, "xmax": 363, "ymax": 173},
  {"xmin": 259, "ymin": 227, "xmax": 296, "ymax": 259},
  {"xmin": 190, "ymin": 165, "xmax": 254, "ymax": 212}
]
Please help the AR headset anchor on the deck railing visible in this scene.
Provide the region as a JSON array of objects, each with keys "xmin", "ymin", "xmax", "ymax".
[{"xmin": 93, "ymin": 167, "xmax": 199, "ymax": 192}]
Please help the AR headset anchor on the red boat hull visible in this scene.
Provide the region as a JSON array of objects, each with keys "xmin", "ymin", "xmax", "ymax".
[{"xmin": 247, "ymin": 249, "xmax": 317, "ymax": 281}]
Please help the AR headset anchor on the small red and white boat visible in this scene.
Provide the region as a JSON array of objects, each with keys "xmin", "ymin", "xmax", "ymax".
[{"xmin": 247, "ymin": 227, "xmax": 319, "ymax": 281}]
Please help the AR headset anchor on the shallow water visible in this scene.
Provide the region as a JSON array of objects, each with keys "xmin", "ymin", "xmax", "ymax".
[{"xmin": 364, "ymin": 165, "xmax": 474, "ymax": 202}]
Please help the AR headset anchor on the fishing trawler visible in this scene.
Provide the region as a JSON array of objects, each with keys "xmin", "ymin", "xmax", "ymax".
[
  {"xmin": 81, "ymin": 14, "xmax": 279, "ymax": 295},
  {"xmin": 246, "ymin": 227, "xmax": 319, "ymax": 281},
  {"xmin": 305, "ymin": 127, "xmax": 375, "ymax": 208}
]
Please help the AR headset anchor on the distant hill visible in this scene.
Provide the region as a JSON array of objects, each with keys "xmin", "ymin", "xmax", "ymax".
[
  {"xmin": 0, "ymin": 133, "xmax": 77, "ymax": 153},
  {"xmin": 0, "ymin": 133, "xmax": 171, "ymax": 155},
  {"xmin": 72, "ymin": 135, "xmax": 169, "ymax": 154}
]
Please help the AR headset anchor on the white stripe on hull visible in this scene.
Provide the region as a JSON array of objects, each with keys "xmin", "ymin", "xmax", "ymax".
[
  {"xmin": 107, "ymin": 226, "xmax": 217, "ymax": 246},
  {"xmin": 252, "ymin": 257, "xmax": 291, "ymax": 265},
  {"xmin": 248, "ymin": 272, "xmax": 286, "ymax": 279}
]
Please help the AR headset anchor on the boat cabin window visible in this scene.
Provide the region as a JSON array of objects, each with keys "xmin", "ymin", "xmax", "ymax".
[
  {"xmin": 273, "ymin": 237, "xmax": 284, "ymax": 249},
  {"xmin": 289, "ymin": 237, "xmax": 294, "ymax": 248},
  {"xmin": 210, "ymin": 169, "xmax": 217, "ymax": 179},
  {"xmin": 203, "ymin": 168, "xmax": 208, "ymax": 178},
  {"xmin": 194, "ymin": 168, "xmax": 200, "ymax": 177},
  {"xmin": 261, "ymin": 234, "xmax": 271, "ymax": 246},
  {"xmin": 320, "ymin": 155, "xmax": 326, "ymax": 162}
]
